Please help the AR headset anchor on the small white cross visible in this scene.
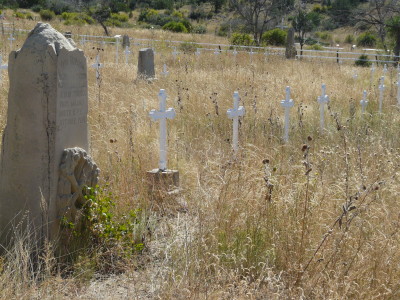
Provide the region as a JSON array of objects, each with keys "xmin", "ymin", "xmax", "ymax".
[
  {"xmin": 379, "ymin": 76, "xmax": 385, "ymax": 113},
  {"xmin": 124, "ymin": 46, "xmax": 131, "ymax": 65},
  {"xmin": 227, "ymin": 91, "xmax": 245, "ymax": 152},
  {"xmin": 214, "ymin": 48, "xmax": 220, "ymax": 55},
  {"xmin": 232, "ymin": 48, "xmax": 238, "ymax": 57},
  {"xmin": 80, "ymin": 35, "xmax": 86, "ymax": 45},
  {"xmin": 397, "ymin": 73, "xmax": 400, "ymax": 107},
  {"xmin": 317, "ymin": 84, "xmax": 329, "ymax": 131},
  {"xmin": 161, "ymin": 63, "xmax": 169, "ymax": 77},
  {"xmin": 360, "ymin": 90, "xmax": 368, "ymax": 113},
  {"xmin": 280, "ymin": 86, "xmax": 295, "ymax": 143},
  {"xmin": 91, "ymin": 54, "xmax": 103, "ymax": 83},
  {"xmin": 0, "ymin": 55, "xmax": 7, "ymax": 84},
  {"xmin": 370, "ymin": 63, "xmax": 376, "ymax": 84},
  {"xmin": 249, "ymin": 48, "xmax": 255, "ymax": 56},
  {"xmin": 8, "ymin": 34, "xmax": 15, "ymax": 49},
  {"xmin": 353, "ymin": 73, "xmax": 358, "ymax": 80},
  {"xmin": 383, "ymin": 64, "xmax": 388, "ymax": 77},
  {"xmin": 172, "ymin": 47, "xmax": 179, "ymax": 60},
  {"xmin": 114, "ymin": 35, "xmax": 121, "ymax": 64},
  {"xmin": 195, "ymin": 48, "xmax": 201, "ymax": 56},
  {"xmin": 149, "ymin": 89, "xmax": 176, "ymax": 171}
]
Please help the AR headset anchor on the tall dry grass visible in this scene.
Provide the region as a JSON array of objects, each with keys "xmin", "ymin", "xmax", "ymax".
[{"xmin": 0, "ymin": 21, "xmax": 400, "ymax": 299}]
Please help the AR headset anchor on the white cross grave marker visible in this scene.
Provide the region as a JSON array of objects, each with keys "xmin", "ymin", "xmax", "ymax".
[
  {"xmin": 360, "ymin": 90, "xmax": 368, "ymax": 113},
  {"xmin": 227, "ymin": 91, "xmax": 245, "ymax": 152},
  {"xmin": 232, "ymin": 48, "xmax": 238, "ymax": 57},
  {"xmin": 8, "ymin": 34, "xmax": 15, "ymax": 49},
  {"xmin": 317, "ymin": 84, "xmax": 329, "ymax": 131},
  {"xmin": 379, "ymin": 76, "xmax": 385, "ymax": 113},
  {"xmin": 161, "ymin": 63, "xmax": 169, "ymax": 77},
  {"xmin": 149, "ymin": 89, "xmax": 176, "ymax": 171},
  {"xmin": 172, "ymin": 47, "xmax": 179, "ymax": 61},
  {"xmin": 114, "ymin": 35, "xmax": 121, "ymax": 64},
  {"xmin": 353, "ymin": 73, "xmax": 358, "ymax": 80},
  {"xmin": 124, "ymin": 46, "xmax": 131, "ymax": 65},
  {"xmin": 0, "ymin": 55, "xmax": 7, "ymax": 84},
  {"xmin": 397, "ymin": 73, "xmax": 400, "ymax": 107},
  {"xmin": 383, "ymin": 64, "xmax": 388, "ymax": 77},
  {"xmin": 195, "ymin": 48, "xmax": 201, "ymax": 56},
  {"xmin": 370, "ymin": 63, "xmax": 376, "ymax": 84},
  {"xmin": 91, "ymin": 54, "xmax": 103, "ymax": 83},
  {"xmin": 214, "ymin": 48, "xmax": 220, "ymax": 56},
  {"xmin": 80, "ymin": 35, "xmax": 86, "ymax": 46},
  {"xmin": 280, "ymin": 86, "xmax": 295, "ymax": 143}
]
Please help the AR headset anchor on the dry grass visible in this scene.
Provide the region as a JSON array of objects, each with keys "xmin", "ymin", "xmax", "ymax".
[{"xmin": 1, "ymin": 20, "xmax": 400, "ymax": 299}]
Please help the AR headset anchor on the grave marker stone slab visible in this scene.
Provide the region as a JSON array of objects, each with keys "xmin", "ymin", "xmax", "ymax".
[
  {"xmin": 285, "ymin": 28, "xmax": 297, "ymax": 59},
  {"xmin": 137, "ymin": 48, "xmax": 155, "ymax": 79},
  {"xmin": 0, "ymin": 23, "xmax": 99, "ymax": 248}
]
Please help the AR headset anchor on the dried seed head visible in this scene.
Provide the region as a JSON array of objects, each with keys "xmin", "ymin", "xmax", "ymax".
[
  {"xmin": 262, "ymin": 159, "xmax": 270, "ymax": 164},
  {"xmin": 302, "ymin": 144, "xmax": 308, "ymax": 152},
  {"xmin": 307, "ymin": 136, "xmax": 312, "ymax": 141}
]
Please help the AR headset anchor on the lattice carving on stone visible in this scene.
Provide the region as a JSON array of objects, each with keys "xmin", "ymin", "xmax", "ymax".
[{"xmin": 57, "ymin": 147, "xmax": 100, "ymax": 223}]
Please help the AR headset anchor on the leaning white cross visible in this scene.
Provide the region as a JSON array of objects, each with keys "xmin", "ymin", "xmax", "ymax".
[
  {"xmin": 397, "ymin": 73, "xmax": 400, "ymax": 107},
  {"xmin": 124, "ymin": 46, "xmax": 131, "ymax": 65},
  {"xmin": 317, "ymin": 84, "xmax": 329, "ymax": 131},
  {"xmin": 0, "ymin": 55, "xmax": 7, "ymax": 84},
  {"xmin": 91, "ymin": 54, "xmax": 103, "ymax": 83},
  {"xmin": 8, "ymin": 34, "xmax": 15, "ymax": 49},
  {"xmin": 227, "ymin": 91, "xmax": 245, "ymax": 152},
  {"xmin": 379, "ymin": 76, "xmax": 385, "ymax": 113},
  {"xmin": 114, "ymin": 35, "xmax": 121, "ymax": 64},
  {"xmin": 360, "ymin": 90, "xmax": 368, "ymax": 113},
  {"xmin": 280, "ymin": 86, "xmax": 295, "ymax": 143},
  {"xmin": 149, "ymin": 89, "xmax": 176, "ymax": 171},
  {"xmin": 161, "ymin": 63, "xmax": 169, "ymax": 77}
]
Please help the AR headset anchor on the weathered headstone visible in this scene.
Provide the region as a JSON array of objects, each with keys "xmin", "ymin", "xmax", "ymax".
[
  {"xmin": 285, "ymin": 28, "xmax": 297, "ymax": 59},
  {"xmin": 137, "ymin": 48, "xmax": 155, "ymax": 79},
  {"xmin": 0, "ymin": 23, "xmax": 99, "ymax": 248},
  {"xmin": 122, "ymin": 34, "xmax": 130, "ymax": 48}
]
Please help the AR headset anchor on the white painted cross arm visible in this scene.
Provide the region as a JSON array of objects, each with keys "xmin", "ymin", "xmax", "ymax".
[
  {"xmin": 227, "ymin": 91, "xmax": 245, "ymax": 152},
  {"xmin": 360, "ymin": 90, "xmax": 368, "ymax": 113},
  {"xmin": 149, "ymin": 107, "xmax": 176, "ymax": 120}
]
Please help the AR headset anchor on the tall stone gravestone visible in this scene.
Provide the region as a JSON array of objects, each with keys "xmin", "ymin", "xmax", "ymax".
[
  {"xmin": 122, "ymin": 34, "xmax": 130, "ymax": 48},
  {"xmin": 0, "ymin": 23, "xmax": 99, "ymax": 249},
  {"xmin": 137, "ymin": 48, "xmax": 155, "ymax": 79},
  {"xmin": 285, "ymin": 28, "xmax": 297, "ymax": 59}
]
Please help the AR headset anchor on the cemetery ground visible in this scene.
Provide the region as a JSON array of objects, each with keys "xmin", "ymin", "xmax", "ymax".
[{"xmin": 1, "ymin": 23, "xmax": 400, "ymax": 299}]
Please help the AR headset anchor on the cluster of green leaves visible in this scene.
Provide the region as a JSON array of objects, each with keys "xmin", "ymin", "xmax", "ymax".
[
  {"xmin": 261, "ymin": 28, "xmax": 287, "ymax": 46},
  {"xmin": 138, "ymin": 8, "xmax": 192, "ymax": 33},
  {"xmin": 62, "ymin": 185, "xmax": 144, "ymax": 255},
  {"xmin": 357, "ymin": 32, "xmax": 377, "ymax": 47},
  {"xmin": 355, "ymin": 54, "xmax": 372, "ymax": 67},
  {"xmin": 230, "ymin": 32, "xmax": 253, "ymax": 46},
  {"xmin": 13, "ymin": 10, "xmax": 33, "ymax": 19},
  {"xmin": 61, "ymin": 12, "xmax": 94, "ymax": 26},
  {"xmin": 39, "ymin": 9, "xmax": 55, "ymax": 21},
  {"xmin": 105, "ymin": 12, "xmax": 130, "ymax": 27}
]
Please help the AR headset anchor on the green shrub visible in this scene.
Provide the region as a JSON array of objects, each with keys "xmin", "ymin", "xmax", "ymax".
[
  {"xmin": 261, "ymin": 28, "xmax": 287, "ymax": 46},
  {"xmin": 315, "ymin": 31, "xmax": 332, "ymax": 41},
  {"xmin": 162, "ymin": 21, "xmax": 188, "ymax": 33},
  {"xmin": 357, "ymin": 32, "xmax": 377, "ymax": 47},
  {"xmin": 179, "ymin": 42, "xmax": 197, "ymax": 53},
  {"xmin": 62, "ymin": 12, "xmax": 94, "ymax": 26},
  {"xmin": 307, "ymin": 44, "xmax": 324, "ymax": 50},
  {"xmin": 39, "ymin": 9, "xmax": 55, "ymax": 21},
  {"xmin": 312, "ymin": 4, "xmax": 327, "ymax": 13},
  {"xmin": 14, "ymin": 11, "xmax": 26, "ymax": 19},
  {"xmin": 192, "ymin": 25, "xmax": 206, "ymax": 34},
  {"xmin": 230, "ymin": 32, "xmax": 253, "ymax": 46},
  {"xmin": 31, "ymin": 5, "xmax": 42, "ymax": 12},
  {"xmin": 345, "ymin": 34, "xmax": 354, "ymax": 44},
  {"xmin": 355, "ymin": 54, "xmax": 372, "ymax": 67}
]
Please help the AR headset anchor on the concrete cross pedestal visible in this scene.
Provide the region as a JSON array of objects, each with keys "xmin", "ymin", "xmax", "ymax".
[
  {"xmin": 227, "ymin": 91, "xmax": 245, "ymax": 152},
  {"xmin": 8, "ymin": 33, "xmax": 15, "ymax": 49},
  {"xmin": 147, "ymin": 89, "xmax": 179, "ymax": 195},
  {"xmin": 379, "ymin": 76, "xmax": 385, "ymax": 113},
  {"xmin": 91, "ymin": 54, "xmax": 103, "ymax": 84},
  {"xmin": 161, "ymin": 63, "xmax": 169, "ymax": 77},
  {"xmin": 280, "ymin": 86, "xmax": 295, "ymax": 142},
  {"xmin": 317, "ymin": 84, "xmax": 329, "ymax": 131},
  {"xmin": 124, "ymin": 46, "xmax": 131, "ymax": 65},
  {"xmin": 360, "ymin": 90, "xmax": 368, "ymax": 113},
  {"xmin": 0, "ymin": 55, "xmax": 7, "ymax": 84}
]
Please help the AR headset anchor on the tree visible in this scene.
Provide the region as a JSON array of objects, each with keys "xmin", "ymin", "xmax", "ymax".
[
  {"xmin": 354, "ymin": 0, "xmax": 400, "ymax": 60},
  {"xmin": 229, "ymin": 0, "xmax": 294, "ymax": 45},
  {"xmin": 291, "ymin": 9, "xmax": 320, "ymax": 56},
  {"xmin": 86, "ymin": 1, "xmax": 112, "ymax": 36}
]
